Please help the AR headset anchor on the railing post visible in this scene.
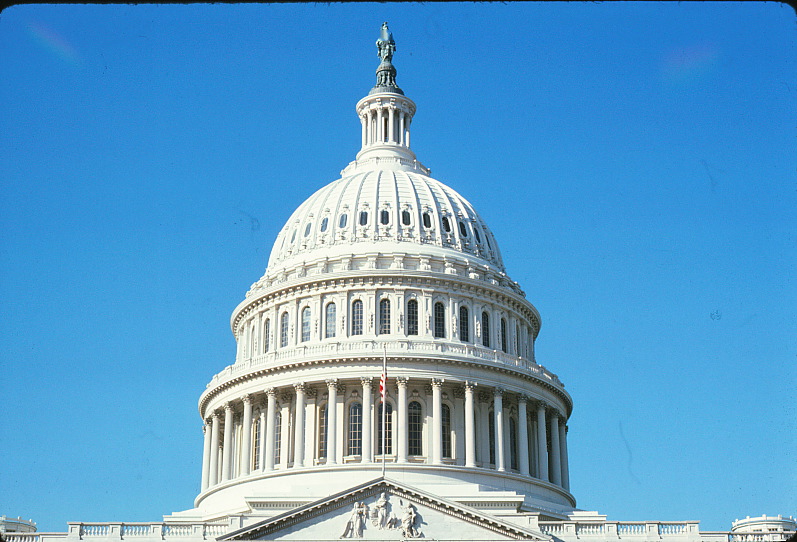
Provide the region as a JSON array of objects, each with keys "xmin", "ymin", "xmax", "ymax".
[
  {"xmin": 607, "ymin": 522, "xmax": 620, "ymax": 539},
  {"xmin": 646, "ymin": 523, "xmax": 661, "ymax": 542}
]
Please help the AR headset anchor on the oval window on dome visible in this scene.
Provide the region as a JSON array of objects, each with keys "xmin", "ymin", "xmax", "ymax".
[
  {"xmin": 304, "ymin": 223, "xmax": 312, "ymax": 237},
  {"xmin": 442, "ymin": 216, "xmax": 451, "ymax": 233},
  {"xmin": 474, "ymin": 228, "xmax": 481, "ymax": 243},
  {"xmin": 422, "ymin": 212, "xmax": 432, "ymax": 229},
  {"xmin": 458, "ymin": 221, "xmax": 468, "ymax": 237},
  {"xmin": 380, "ymin": 210, "xmax": 390, "ymax": 225},
  {"xmin": 402, "ymin": 210, "xmax": 411, "ymax": 226},
  {"xmin": 359, "ymin": 211, "xmax": 368, "ymax": 226},
  {"xmin": 320, "ymin": 217, "xmax": 329, "ymax": 232},
  {"xmin": 291, "ymin": 229, "xmax": 297, "ymax": 243},
  {"xmin": 339, "ymin": 214, "xmax": 348, "ymax": 228}
]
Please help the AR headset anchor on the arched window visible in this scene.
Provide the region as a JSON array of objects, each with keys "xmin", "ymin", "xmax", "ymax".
[
  {"xmin": 325, "ymin": 303, "xmax": 336, "ymax": 339},
  {"xmin": 515, "ymin": 323, "xmax": 520, "ymax": 355},
  {"xmin": 408, "ymin": 401, "xmax": 423, "ymax": 456},
  {"xmin": 317, "ymin": 404, "xmax": 327, "ymax": 459},
  {"xmin": 263, "ymin": 318, "xmax": 271, "ymax": 353},
  {"xmin": 406, "ymin": 299, "xmax": 419, "ymax": 336},
  {"xmin": 320, "ymin": 217, "xmax": 329, "ymax": 232},
  {"xmin": 402, "ymin": 210, "xmax": 411, "ymax": 226},
  {"xmin": 304, "ymin": 222, "xmax": 312, "ymax": 237},
  {"xmin": 359, "ymin": 211, "xmax": 368, "ymax": 226},
  {"xmin": 280, "ymin": 311, "xmax": 289, "ymax": 348},
  {"xmin": 351, "ymin": 300, "xmax": 363, "ymax": 336},
  {"xmin": 379, "ymin": 298, "xmax": 391, "ymax": 335},
  {"xmin": 442, "ymin": 216, "xmax": 451, "ymax": 233},
  {"xmin": 380, "ymin": 209, "xmax": 390, "ymax": 225},
  {"xmin": 377, "ymin": 402, "xmax": 393, "ymax": 455},
  {"xmin": 442, "ymin": 404, "xmax": 452, "ymax": 459},
  {"xmin": 252, "ymin": 417, "xmax": 261, "ymax": 471},
  {"xmin": 348, "ymin": 402, "xmax": 363, "ymax": 456},
  {"xmin": 301, "ymin": 307, "xmax": 311, "ymax": 342},
  {"xmin": 481, "ymin": 311, "xmax": 490, "ymax": 348},
  {"xmin": 274, "ymin": 409, "xmax": 282, "ymax": 464},
  {"xmin": 488, "ymin": 410, "xmax": 496, "ymax": 466},
  {"xmin": 458, "ymin": 221, "xmax": 468, "ymax": 237},
  {"xmin": 500, "ymin": 318, "xmax": 508, "ymax": 353},
  {"xmin": 339, "ymin": 213, "xmax": 348, "ymax": 228},
  {"xmin": 422, "ymin": 212, "xmax": 432, "ymax": 229},
  {"xmin": 434, "ymin": 302, "xmax": 446, "ymax": 338},
  {"xmin": 459, "ymin": 306, "xmax": 470, "ymax": 342},
  {"xmin": 510, "ymin": 417, "xmax": 518, "ymax": 471}
]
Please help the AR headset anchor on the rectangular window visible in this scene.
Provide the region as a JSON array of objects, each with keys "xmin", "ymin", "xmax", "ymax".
[
  {"xmin": 407, "ymin": 299, "xmax": 418, "ymax": 336},
  {"xmin": 352, "ymin": 300, "xmax": 363, "ymax": 336}
]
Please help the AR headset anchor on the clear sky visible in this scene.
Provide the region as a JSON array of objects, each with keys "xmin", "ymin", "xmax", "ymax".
[{"xmin": 1, "ymin": 2, "xmax": 795, "ymax": 534}]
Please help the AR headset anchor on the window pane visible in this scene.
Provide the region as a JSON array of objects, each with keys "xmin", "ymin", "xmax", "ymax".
[
  {"xmin": 422, "ymin": 212, "xmax": 431, "ymax": 228},
  {"xmin": 459, "ymin": 306, "xmax": 469, "ymax": 342},
  {"xmin": 252, "ymin": 420, "xmax": 260, "ymax": 471},
  {"xmin": 510, "ymin": 418, "xmax": 518, "ymax": 470},
  {"xmin": 352, "ymin": 300, "xmax": 363, "ymax": 336},
  {"xmin": 442, "ymin": 404, "xmax": 452, "ymax": 459},
  {"xmin": 263, "ymin": 319, "xmax": 270, "ymax": 353},
  {"xmin": 407, "ymin": 299, "xmax": 418, "ymax": 336},
  {"xmin": 325, "ymin": 303, "xmax": 336, "ymax": 339},
  {"xmin": 408, "ymin": 401, "xmax": 423, "ymax": 456},
  {"xmin": 402, "ymin": 210, "xmax": 411, "ymax": 226},
  {"xmin": 488, "ymin": 412, "xmax": 495, "ymax": 465},
  {"xmin": 274, "ymin": 410, "xmax": 282, "ymax": 464},
  {"xmin": 348, "ymin": 402, "xmax": 363, "ymax": 456},
  {"xmin": 380, "ymin": 209, "xmax": 389, "ymax": 225},
  {"xmin": 458, "ymin": 221, "xmax": 468, "ymax": 237},
  {"xmin": 301, "ymin": 307, "xmax": 311, "ymax": 342},
  {"xmin": 501, "ymin": 318, "xmax": 507, "ymax": 353},
  {"xmin": 339, "ymin": 214, "xmax": 348, "ymax": 228},
  {"xmin": 280, "ymin": 312, "xmax": 289, "ymax": 347},
  {"xmin": 379, "ymin": 299, "xmax": 391, "ymax": 335},
  {"xmin": 377, "ymin": 402, "xmax": 393, "ymax": 455},
  {"xmin": 359, "ymin": 211, "xmax": 368, "ymax": 226},
  {"xmin": 482, "ymin": 312, "xmax": 490, "ymax": 348},
  {"xmin": 318, "ymin": 405, "xmax": 327, "ymax": 459},
  {"xmin": 304, "ymin": 223, "xmax": 312, "ymax": 237},
  {"xmin": 434, "ymin": 302, "xmax": 446, "ymax": 338},
  {"xmin": 442, "ymin": 216, "xmax": 451, "ymax": 232}
]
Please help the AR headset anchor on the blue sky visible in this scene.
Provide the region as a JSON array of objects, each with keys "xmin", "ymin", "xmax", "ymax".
[{"xmin": 1, "ymin": 2, "xmax": 795, "ymax": 533}]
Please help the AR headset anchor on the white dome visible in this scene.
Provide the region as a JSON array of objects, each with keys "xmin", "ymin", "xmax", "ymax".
[{"xmin": 265, "ymin": 169, "xmax": 505, "ymax": 279}]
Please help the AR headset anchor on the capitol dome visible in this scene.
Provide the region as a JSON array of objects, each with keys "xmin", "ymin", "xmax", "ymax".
[{"xmin": 192, "ymin": 23, "xmax": 573, "ymax": 530}]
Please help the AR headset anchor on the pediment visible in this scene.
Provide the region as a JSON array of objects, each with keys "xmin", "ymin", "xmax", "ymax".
[{"xmin": 221, "ymin": 478, "xmax": 549, "ymax": 541}]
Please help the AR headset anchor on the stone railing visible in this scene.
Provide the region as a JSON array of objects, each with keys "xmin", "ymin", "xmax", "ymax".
[
  {"xmin": 208, "ymin": 339, "xmax": 563, "ymax": 390},
  {"xmin": 45, "ymin": 523, "xmax": 230, "ymax": 541},
  {"xmin": 701, "ymin": 533, "xmax": 796, "ymax": 542},
  {"xmin": 4, "ymin": 534, "xmax": 68, "ymax": 542},
  {"xmin": 539, "ymin": 521, "xmax": 701, "ymax": 541}
]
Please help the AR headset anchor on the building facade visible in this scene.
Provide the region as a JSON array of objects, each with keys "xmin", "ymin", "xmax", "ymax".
[{"xmin": 5, "ymin": 23, "xmax": 792, "ymax": 542}]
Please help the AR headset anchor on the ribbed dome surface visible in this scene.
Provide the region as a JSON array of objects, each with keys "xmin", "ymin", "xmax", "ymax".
[{"xmin": 265, "ymin": 169, "xmax": 504, "ymax": 277}]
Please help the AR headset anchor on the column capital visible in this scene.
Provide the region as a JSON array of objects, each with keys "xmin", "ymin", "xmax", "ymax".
[
  {"xmin": 242, "ymin": 394, "xmax": 252, "ymax": 405},
  {"xmin": 477, "ymin": 391, "xmax": 492, "ymax": 403},
  {"xmin": 211, "ymin": 411, "xmax": 221, "ymax": 420},
  {"xmin": 325, "ymin": 378, "xmax": 338, "ymax": 389},
  {"xmin": 395, "ymin": 376, "xmax": 409, "ymax": 388},
  {"xmin": 517, "ymin": 394, "xmax": 529, "ymax": 404},
  {"xmin": 464, "ymin": 381, "xmax": 478, "ymax": 392},
  {"xmin": 360, "ymin": 377, "xmax": 373, "ymax": 389},
  {"xmin": 493, "ymin": 387, "xmax": 504, "ymax": 398},
  {"xmin": 265, "ymin": 387, "xmax": 276, "ymax": 397},
  {"xmin": 431, "ymin": 378, "xmax": 445, "ymax": 388},
  {"xmin": 223, "ymin": 402, "xmax": 234, "ymax": 413},
  {"xmin": 294, "ymin": 382, "xmax": 306, "ymax": 393},
  {"xmin": 536, "ymin": 400, "xmax": 548, "ymax": 411}
]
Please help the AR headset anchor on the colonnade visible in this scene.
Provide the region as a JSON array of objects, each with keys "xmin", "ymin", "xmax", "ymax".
[
  {"xmin": 200, "ymin": 378, "xmax": 570, "ymax": 494},
  {"xmin": 358, "ymin": 98, "xmax": 413, "ymax": 151}
]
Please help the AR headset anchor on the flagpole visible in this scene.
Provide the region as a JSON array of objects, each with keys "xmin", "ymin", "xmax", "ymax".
[{"xmin": 382, "ymin": 344, "xmax": 387, "ymax": 478}]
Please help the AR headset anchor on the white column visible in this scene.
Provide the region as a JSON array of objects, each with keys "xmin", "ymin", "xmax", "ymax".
[
  {"xmin": 360, "ymin": 115, "xmax": 366, "ymax": 148},
  {"xmin": 221, "ymin": 403, "xmax": 234, "ymax": 481},
  {"xmin": 377, "ymin": 109, "xmax": 384, "ymax": 143},
  {"xmin": 405, "ymin": 117, "xmax": 411, "ymax": 147},
  {"xmin": 201, "ymin": 419, "xmax": 212, "ymax": 491},
  {"xmin": 208, "ymin": 412, "xmax": 220, "ymax": 486},
  {"xmin": 326, "ymin": 379, "xmax": 338, "ymax": 465},
  {"xmin": 396, "ymin": 377, "xmax": 408, "ymax": 463},
  {"xmin": 494, "ymin": 389, "xmax": 505, "ymax": 472},
  {"xmin": 478, "ymin": 392, "xmax": 490, "ymax": 466},
  {"xmin": 399, "ymin": 112, "xmax": 405, "ymax": 145},
  {"xmin": 367, "ymin": 109, "xmax": 373, "ymax": 145},
  {"xmin": 431, "ymin": 379, "xmax": 443, "ymax": 464},
  {"xmin": 240, "ymin": 394, "xmax": 253, "ymax": 476},
  {"xmin": 536, "ymin": 402, "xmax": 549, "ymax": 482},
  {"xmin": 518, "ymin": 396, "xmax": 530, "ymax": 476},
  {"xmin": 279, "ymin": 401, "xmax": 290, "ymax": 470},
  {"xmin": 258, "ymin": 409, "xmax": 266, "ymax": 472},
  {"xmin": 464, "ymin": 382, "xmax": 476, "ymax": 468},
  {"xmin": 264, "ymin": 388, "xmax": 276, "ymax": 472},
  {"xmin": 560, "ymin": 422, "xmax": 570, "ymax": 491},
  {"xmin": 388, "ymin": 107, "xmax": 395, "ymax": 143},
  {"xmin": 293, "ymin": 384, "xmax": 305, "ymax": 468},
  {"xmin": 361, "ymin": 377, "xmax": 373, "ymax": 462},
  {"xmin": 550, "ymin": 412, "xmax": 562, "ymax": 486}
]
